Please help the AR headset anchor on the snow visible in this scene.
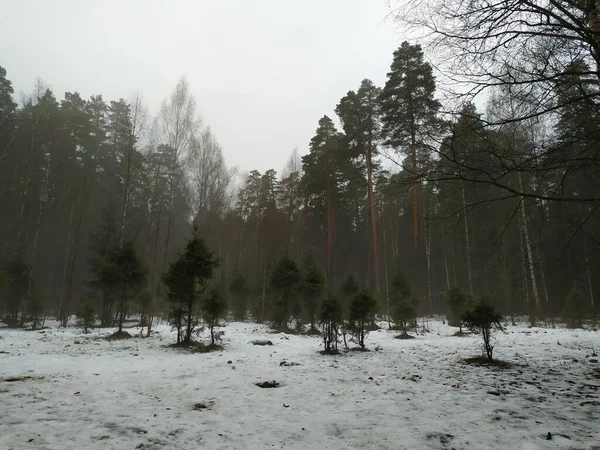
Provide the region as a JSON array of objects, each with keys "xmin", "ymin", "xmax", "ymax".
[{"xmin": 1, "ymin": 319, "xmax": 599, "ymax": 449}]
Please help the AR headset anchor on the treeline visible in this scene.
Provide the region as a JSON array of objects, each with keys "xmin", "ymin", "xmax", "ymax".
[{"xmin": 0, "ymin": 38, "xmax": 598, "ymax": 329}]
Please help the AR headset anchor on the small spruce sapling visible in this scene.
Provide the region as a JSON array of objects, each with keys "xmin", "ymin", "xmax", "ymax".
[
  {"xmin": 563, "ymin": 285, "xmax": 588, "ymax": 328},
  {"xmin": 319, "ymin": 293, "xmax": 342, "ymax": 353},
  {"xmin": 349, "ymin": 289, "xmax": 377, "ymax": 349},
  {"xmin": 203, "ymin": 287, "xmax": 227, "ymax": 346},
  {"xmin": 446, "ymin": 286, "xmax": 468, "ymax": 331},
  {"xmin": 77, "ymin": 299, "xmax": 96, "ymax": 333},
  {"xmin": 229, "ymin": 272, "xmax": 249, "ymax": 321},
  {"xmin": 390, "ymin": 268, "xmax": 416, "ymax": 335},
  {"xmin": 340, "ymin": 274, "xmax": 360, "ymax": 349},
  {"xmin": 461, "ymin": 300, "xmax": 503, "ymax": 360}
]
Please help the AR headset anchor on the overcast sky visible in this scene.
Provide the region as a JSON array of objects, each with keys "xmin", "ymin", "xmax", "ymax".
[{"xmin": 1, "ymin": 0, "xmax": 402, "ymax": 174}]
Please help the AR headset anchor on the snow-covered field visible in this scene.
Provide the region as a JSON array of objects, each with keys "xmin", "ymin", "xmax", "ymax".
[{"xmin": 1, "ymin": 319, "xmax": 599, "ymax": 450}]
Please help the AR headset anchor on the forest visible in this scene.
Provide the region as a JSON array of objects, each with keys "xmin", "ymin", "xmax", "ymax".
[
  {"xmin": 0, "ymin": 10, "xmax": 599, "ymax": 334},
  {"xmin": 1, "ymin": 1, "xmax": 600, "ymax": 448}
]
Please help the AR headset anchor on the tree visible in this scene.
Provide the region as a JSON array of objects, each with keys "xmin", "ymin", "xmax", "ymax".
[
  {"xmin": 203, "ymin": 287, "xmax": 227, "ymax": 346},
  {"xmin": 269, "ymin": 257, "xmax": 301, "ymax": 329},
  {"xmin": 230, "ymin": 272, "xmax": 249, "ymax": 321},
  {"xmin": 348, "ymin": 289, "xmax": 377, "ymax": 349},
  {"xmin": 163, "ymin": 223, "xmax": 219, "ymax": 344},
  {"xmin": 336, "ymin": 79, "xmax": 382, "ymax": 289},
  {"xmin": 446, "ymin": 286, "xmax": 468, "ymax": 331},
  {"xmin": 76, "ymin": 299, "xmax": 96, "ymax": 334},
  {"xmin": 340, "ymin": 274, "xmax": 361, "ymax": 348},
  {"xmin": 563, "ymin": 285, "xmax": 588, "ymax": 328},
  {"xmin": 379, "ymin": 42, "xmax": 441, "ymax": 248},
  {"xmin": 319, "ymin": 293, "xmax": 342, "ymax": 353},
  {"xmin": 389, "ymin": 267, "xmax": 413, "ymax": 332},
  {"xmin": 300, "ymin": 256, "xmax": 325, "ymax": 333},
  {"xmin": 111, "ymin": 241, "xmax": 146, "ymax": 333},
  {"xmin": 462, "ymin": 302, "xmax": 503, "ymax": 360}
]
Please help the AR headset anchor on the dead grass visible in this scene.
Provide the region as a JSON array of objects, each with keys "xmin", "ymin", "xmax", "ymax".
[
  {"xmin": 2, "ymin": 375, "xmax": 43, "ymax": 382},
  {"xmin": 168, "ymin": 341, "xmax": 223, "ymax": 353},
  {"xmin": 256, "ymin": 380, "xmax": 280, "ymax": 388},
  {"xmin": 319, "ymin": 349, "xmax": 341, "ymax": 356},
  {"xmin": 104, "ymin": 330, "xmax": 133, "ymax": 341},
  {"xmin": 462, "ymin": 356, "xmax": 513, "ymax": 369},
  {"xmin": 395, "ymin": 333, "xmax": 416, "ymax": 340}
]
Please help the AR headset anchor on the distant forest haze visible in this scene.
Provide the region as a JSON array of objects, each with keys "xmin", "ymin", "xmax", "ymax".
[{"xmin": 0, "ymin": 0, "xmax": 599, "ymax": 329}]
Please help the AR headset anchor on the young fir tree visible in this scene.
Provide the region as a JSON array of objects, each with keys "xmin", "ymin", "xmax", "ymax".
[
  {"xmin": 163, "ymin": 223, "xmax": 219, "ymax": 344},
  {"xmin": 230, "ymin": 272, "xmax": 249, "ymax": 321},
  {"xmin": 269, "ymin": 257, "xmax": 301, "ymax": 329},
  {"xmin": 349, "ymin": 289, "xmax": 377, "ymax": 349},
  {"xmin": 203, "ymin": 287, "xmax": 227, "ymax": 346},
  {"xmin": 340, "ymin": 274, "xmax": 360, "ymax": 349},
  {"xmin": 446, "ymin": 286, "xmax": 468, "ymax": 331},
  {"xmin": 563, "ymin": 284, "xmax": 588, "ymax": 328},
  {"xmin": 76, "ymin": 299, "xmax": 96, "ymax": 334},
  {"xmin": 319, "ymin": 292, "xmax": 342, "ymax": 353},
  {"xmin": 110, "ymin": 241, "xmax": 146, "ymax": 333},
  {"xmin": 300, "ymin": 256, "xmax": 325, "ymax": 333},
  {"xmin": 462, "ymin": 299, "xmax": 503, "ymax": 360},
  {"xmin": 389, "ymin": 267, "xmax": 415, "ymax": 335}
]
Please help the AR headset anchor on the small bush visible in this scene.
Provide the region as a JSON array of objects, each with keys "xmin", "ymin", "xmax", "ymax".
[
  {"xmin": 319, "ymin": 293, "xmax": 342, "ymax": 353},
  {"xmin": 348, "ymin": 289, "xmax": 377, "ymax": 349},
  {"xmin": 446, "ymin": 286, "xmax": 468, "ymax": 330},
  {"xmin": 563, "ymin": 285, "xmax": 588, "ymax": 328},
  {"xmin": 76, "ymin": 299, "xmax": 96, "ymax": 333},
  {"xmin": 462, "ymin": 301, "xmax": 503, "ymax": 360}
]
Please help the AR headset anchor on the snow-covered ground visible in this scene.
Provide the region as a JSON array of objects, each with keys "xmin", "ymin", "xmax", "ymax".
[{"xmin": 1, "ymin": 319, "xmax": 599, "ymax": 450}]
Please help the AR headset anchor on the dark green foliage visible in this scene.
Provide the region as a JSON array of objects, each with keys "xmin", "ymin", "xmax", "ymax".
[
  {"xmin": 76, "ymin": 299, "xmax": 96, "ymax": 333},
  {"xmin": 269, "ymin": 257, "xmax": 301, "ymax": 329},
  {"xmin": 462, "ymin": 302, "xmax": 503, "ymax": 359},
  {"xmin": 349, "ymin": 289, "xmax": 377, "ymax": 349},
  {"xmin": 203, "ymin": 287, "xmax": 227, "ymax": 345},
  {"xmin": 340, "ymin": 274, "xmax": 360, "ymax": 348},
  {"xmin": 379, "ymin": 41, "xmax": 441, "ymax": 151},
  {"xmin": 230, "ymin": 272, "xmax": 249, "ymax": 321},
  {"xmin": 108, "ymin": 241, "xmax": 146, "ymax": 332},
  {"xmin": 563, "ymin": 285, "xmax": 588, "ymax": 328},
  {"xmin": 300, "ymin": 256, "xmax": 325, "ymax": 332},
  {"xmin": 163, "ymin": 224, "xmax": 219, "ymax": 344},
  {"xmin": 319, "ymin": 293, "xmax": 342, "ymax": 353},
  {"xmin": 2, "ymin": 259, "xmax": 30, "ymax": 324},
  {"xmin": 446, "ymin": 286, "xmax": 468, "ymax": 330},
  {"xmin": 390, "ymin": 268, "xmax": 415, "ymax": 334},
  {"xmin": 392, "ymin": 299, "xmax": 417, "ymax": 336},
  {"xmin": 25, "ymin": 291, "xmax": 44, "ymax": 330}
]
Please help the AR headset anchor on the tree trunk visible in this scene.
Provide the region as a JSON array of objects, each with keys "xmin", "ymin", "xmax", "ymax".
[
  {"xmin": 365, "ymin": 142, "xmax": 379, "ymax": 290},
  {"xmin": 517, "ymin": 172, "xmax": 541, "ymax": 314},
  {"xmin": 461, "ymin": 180, "xmax": 474, "ymax": 296},
  {"xmin": 326, "ymin": 176, "xmax": 335, "ymax": 280},
  {"xmin": 411, "ymin": 127, "xmax": 419, "ymax": 249}
]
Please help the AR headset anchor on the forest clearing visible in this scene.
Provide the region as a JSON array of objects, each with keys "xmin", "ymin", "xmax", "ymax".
[{"xmin": 1, "ymin": 319, "xmax": 599, "ymax": 450}]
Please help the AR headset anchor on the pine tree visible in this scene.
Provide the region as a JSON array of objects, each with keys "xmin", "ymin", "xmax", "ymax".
[
  {"xmin": 462, "ymin": 300, "xmax": 503, "ymax": 360},
  {"xmin": 203, "ymin": 287, "xmax": 227, "ymax": 346},
  {"xmin": 563, "ymin": 285, "xmax": 588, "ymax": 328},
  {"xmin": 300, "ymin": 256, "xmax": 325, "ymax": 333},
  {"xmin": 77, "ymin": 299, "xmax": 96, "ymax": 334},
  {"xmin": 379, "ymin": 42, "xmax": 441, "ymax": 248},
  {"xmin": 230, "ymin": 272, "xmax": 249, "ymax": 321},
  {"xmin": 163, "ymin": 223, "xmax": 219, "ymax": 344},
  {"xmin": 446, "ymin": 286, "xmax": 468, "ymax": 331},
  {"xmin": 319, "ymin": 293, "xmax": 342, "ymax": 353},
  {"xmin": 390, "ymin": 268, "xmax": 416, "ymax": 336},
  {"xmin": 348, "ymin": 289, "xmax": 377, "ymax": 349},
  {"xmin": 111, "ymin": 241, "xmax": 146, "ymax": 333},
  {"xmin": 269, "ymin": 257, "xmax": 301, "ymax": 329}
]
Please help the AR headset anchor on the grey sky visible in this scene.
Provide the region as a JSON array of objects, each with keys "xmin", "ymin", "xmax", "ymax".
[{"xmin": 1, "ymin": 0, "xmax": 400, "ymax": 174}]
